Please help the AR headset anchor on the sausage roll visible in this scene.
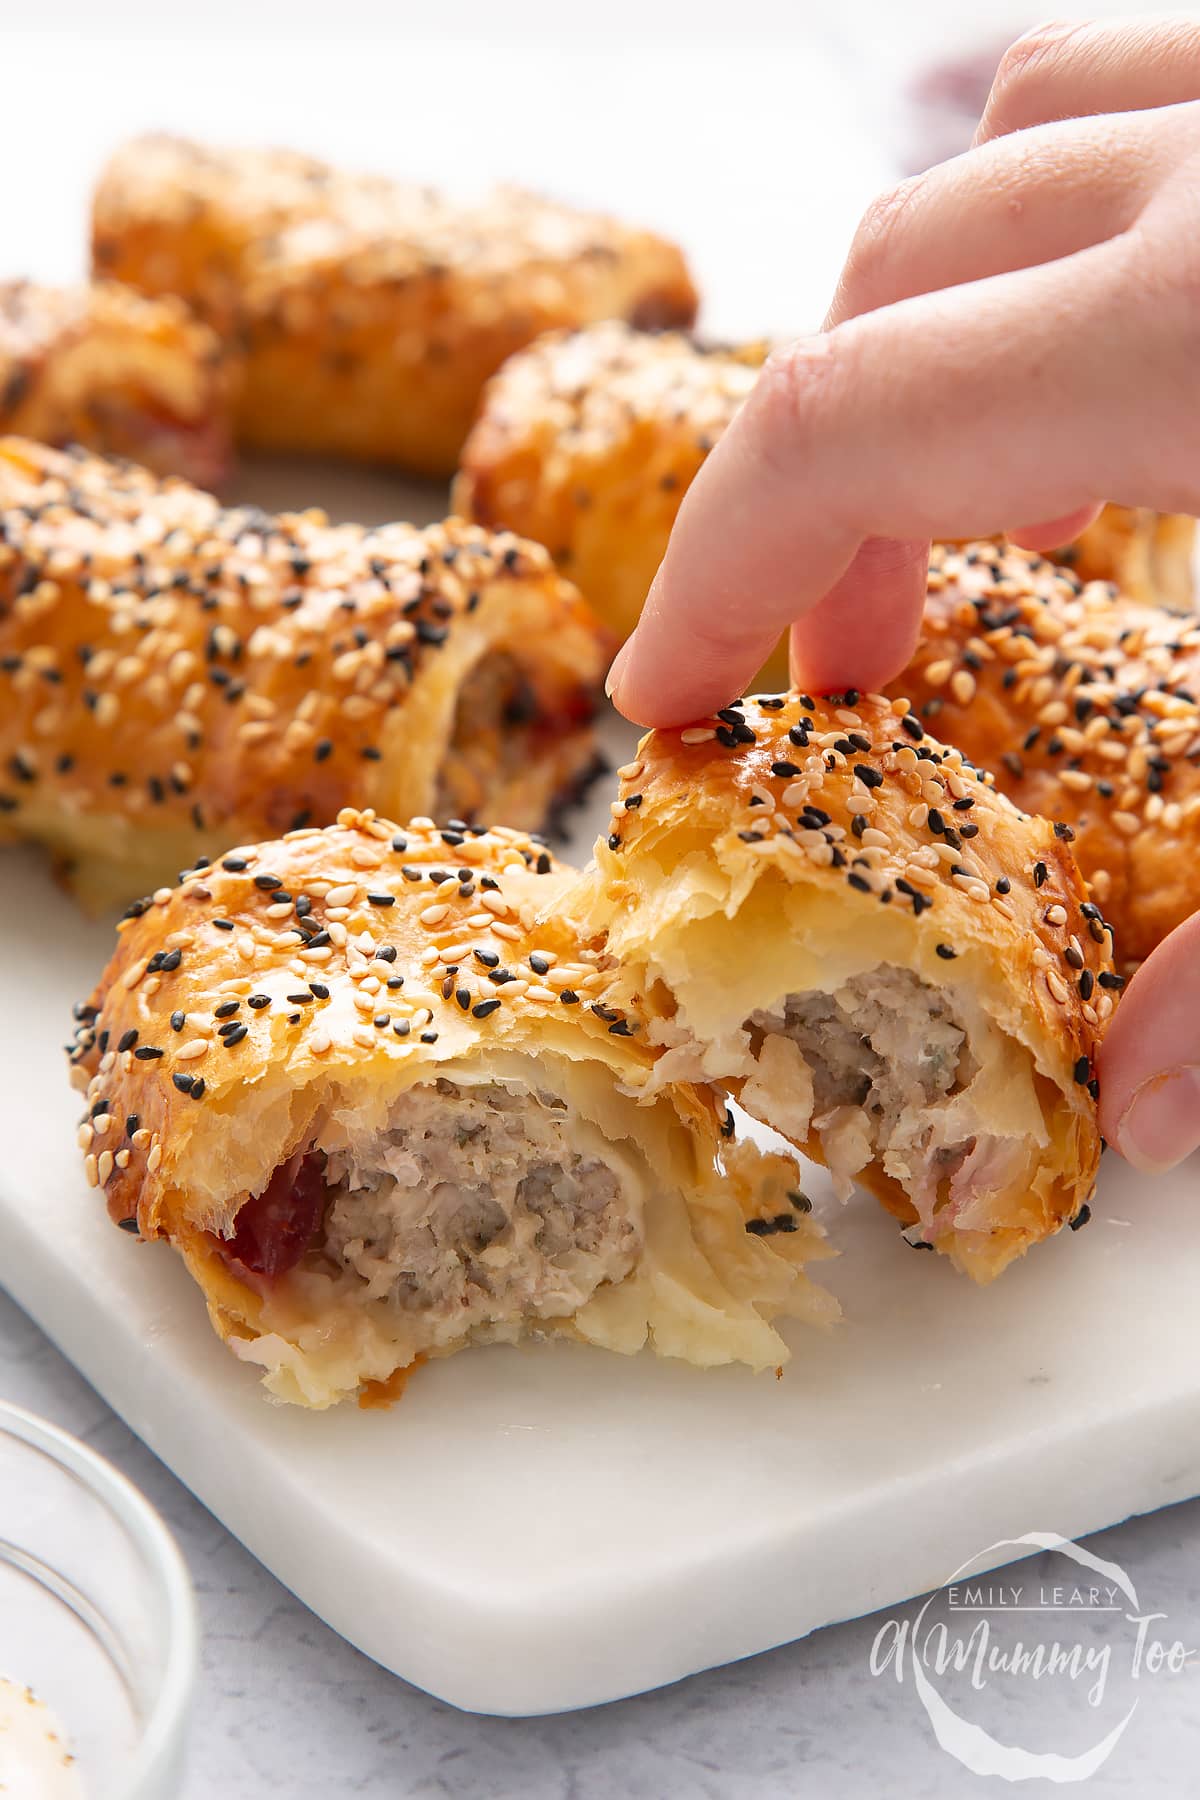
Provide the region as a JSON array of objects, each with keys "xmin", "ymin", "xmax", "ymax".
[
  {"xmin": 67, "ymin": 812, "xmax": 834, "ymax": 1408},
  {"xmin": 454, "ymin": 323, "xmax": 1194, "ymax": 670},
  {"xmin": 92, "ymin": 136, "xmax": 698, "ymax": 478},
  {"xmin": 0, "ymin": 439, "xmax": 608, "ymax": 912},
  {"xmin": 892, "ymin": 541, "xmax": 1200, "ymax": 971},
  {"xmin": 0, "ymin": 279, "xmax": 233, "ymax": 490},
  {"xmin": 563, "ymin": 692, "xmax": 1109, "ymax": 1283}
]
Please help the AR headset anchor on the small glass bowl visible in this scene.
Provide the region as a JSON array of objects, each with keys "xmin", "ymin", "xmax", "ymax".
[{"xmin": 0, "ymin": 1401, "xmax": 197, "ymax": 1798}]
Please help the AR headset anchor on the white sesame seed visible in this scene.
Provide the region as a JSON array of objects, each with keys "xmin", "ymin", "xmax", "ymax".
[
  {"xmin": 177, "ymin": 1040, "xmax": 209, "ymax": 1061},
  {"xmin": 680, "ymin": 727, "xmax": 715, "ymax": 744},
  {"xmin": 420, "ymin": 903, "xmax": 450, "ymax": 927}
]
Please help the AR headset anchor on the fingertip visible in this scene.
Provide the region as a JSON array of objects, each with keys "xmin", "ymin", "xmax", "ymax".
[
  {"xmin": 1008, "ymin": 505, "xmax": 1104, "ymax": 554},
  {"xmin": 789, "ymin": 537, "xmax": 929, "ymax": 695}
]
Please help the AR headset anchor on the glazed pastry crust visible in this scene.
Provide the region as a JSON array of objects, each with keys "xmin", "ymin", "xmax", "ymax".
[
  {"xmin": 562, "ymin": 691, "xmax": 1109, "ymax": 1282},
  {"xmin": 892, "ymin": 541, "xmax": 1200, "ymax": 970},
  {"xmin": 68, "ymin": 811, "xmax": 832, "ymax": 1406},
  {"xmin": 0, "ymin": 439, "xmax": 609, "ymax": 910},
  {"xmin": 0, "ymin": 280, "xmax": 233, "ymax": 489},
  {"xmin": 92, "ymin": 136, "xmax": 698, "ymax": 477},
  {"xmin": 456, "ymin": 323, "xmax": 766, "ymax": 643}
]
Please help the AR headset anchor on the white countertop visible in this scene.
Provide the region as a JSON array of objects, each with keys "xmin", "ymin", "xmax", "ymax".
[{"xmin": 3, "ymin": 1289, "xmax": 1198, "ymax": 1797}]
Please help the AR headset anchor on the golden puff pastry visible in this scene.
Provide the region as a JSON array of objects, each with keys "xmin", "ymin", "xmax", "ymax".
[
  {"xmin": 1051, "ymin": 506, "xmax": 1195, "ymax": 611},
  {"xmin": 92, "ymin": 136, "xmax": 698, "ymax": 478},
  {"xmin": 454, "ymin": 324, "xmax": 1195, "ymax": 672},
  {"xmin": 455, "ymin": 323, "xmax": 766, "ymax": 644},
  {"xmin": 0, "ymin": 279, "xmax": 234, "ymax": 490},
  {"xmin": 67, "ymin": 811, "xmax": 834, "ymax": 1408},
  {"xmin": 893, "ymin": 541, "xmax": 1200, "ymax": 971},
  {"xmin": 562, "ymin": 691, "xmax": 1111, "ymax": 1284},
  {"xmin": 0, "ymin": 439, "xmax": 609, "ymax": 912}
]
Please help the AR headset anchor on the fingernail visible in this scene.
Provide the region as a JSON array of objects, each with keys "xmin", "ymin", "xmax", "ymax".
[
  {"xmin": 1112, "ymin": 1066, "xmax": 1200, "ymax": 1173},
  {"xmin": 605, "ymin": 635, "xmax": 635, "ymax": 704}
]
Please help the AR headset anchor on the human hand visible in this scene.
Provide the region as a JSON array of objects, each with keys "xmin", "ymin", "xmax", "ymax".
[{"xmin": 606, "ymin": 13, "xmax": 1200, "ymax": 730}]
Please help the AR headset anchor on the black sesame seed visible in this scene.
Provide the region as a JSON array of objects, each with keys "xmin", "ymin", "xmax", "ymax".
[
  {"xmin": 559, "ymin": 990, "xmax": 580, "ymax": 1005},
  {"xmin": 253, "ymin": 873, "xmax": 283, "ymax": 891},
  {"xmin": 847, "ymin": 872, "xmax": 871, "ymax": 893},
  {"xmin": 221, "ymin": 1024, "xmax": 248, "ymax": 1047},
  {"xmin": 854, "ymin": 764, "xmax": 884, "ymax": 790},
  {"xmin": 214, "ymin": 1000, "xmax": 241, "ymax": 1019},
  {"xmin": 286, "ymin": 993, "xmax": 314, "ymax": 1005},
  {"xmin": 248, "ymin": 994, "xmax": 272, "ymax": 1009},
  {"xmin": 367, "ymin": 893, "xmax": 395, "ymax": 907},
  {"xmin": 771, "ymin": 761, "xmax": 800, "ymax": 778},
  {"xmin": 117, "ymin": 1217, "xmax": 140, "ymax": 1234},
  {"xmin": 935, "ymin": 944, "xmax": 957, "ymax": 960},
  {"xmin": 608, "ymin": 1019, "xmax": 634, "ymax": 1036},
  {"xmin": 1097, "ymin": 971, "xmax": 1125, "ymax": 990},
  {"xmin": 1079, "ymin": 970, "xmax": 1094, "ymax": 1001},
  {"xmin": 172, "ymin": 1072, "xmax": 196, "ymax": 1094},
  {"xmin": 420, "ymin": 1030, "xmax": 439, "ymax": 1044},
  {"xmin": 1053, "ymin": 821, "xmax": 1075, "ymax": 842},
  {"xmin": 170, "ymin": 1011, "xmax": 186, "ymax": 1032},
  {"xmin": 1034, "ymin": 862, "xmax": 1048, "ymax": 888},
  {"xmin": 117, "ymin": 1028, "xmax": 139, "ymax": 1053},
  {"xmin": 1069, "ymin": 1203, "xmax": 1093, "ymax": 1231},
  {"xmin": 133, "ymin": 1045, "xmax": 164, "ymax": 1060},
  {"xmin": 995, "ymin": 876, "xmax": 1011, "ymax": 895},
  {"xmin": 472, "ymin": 998, "xmax": 502, "ymax": 1019},
  {"xmin": 222, "ymin": 857, "xmax": 248, "ymax": 872}
]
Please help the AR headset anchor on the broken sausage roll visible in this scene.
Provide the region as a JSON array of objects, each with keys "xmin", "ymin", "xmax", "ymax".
[
  {"xmin": 67, "ymin": 812, "xmax": 833, "ymax": 1408},
  {"xmin": 563, "ymin": 692, "xmax": 1111, "ymax": 1283},
  {"xmin": 0, "ymin": 439, "xmax": 608, "ymax": 911}
]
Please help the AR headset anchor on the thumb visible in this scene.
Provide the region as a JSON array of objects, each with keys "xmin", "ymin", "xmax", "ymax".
[{"xmin": 1098, "ymin": 910, "xmax": 1200, "ymax": 1172}]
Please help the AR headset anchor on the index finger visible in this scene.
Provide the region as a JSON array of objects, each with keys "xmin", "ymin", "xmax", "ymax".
[{"xmin": 607, "ymin": 237, "xmax": 1175, "ymax": 728}]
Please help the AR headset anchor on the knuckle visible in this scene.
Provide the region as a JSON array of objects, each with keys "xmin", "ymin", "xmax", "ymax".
[
  {"xmin": 840, "ymin": 175, "xmax": 929, "ymax": 307},
  {"xmin": 752, "ymin": 338, "xmax": 842, "ymax": 471},
  {"xmin": 987, "ymin": 19, "xmax": 1084, "ymax": 122}
]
